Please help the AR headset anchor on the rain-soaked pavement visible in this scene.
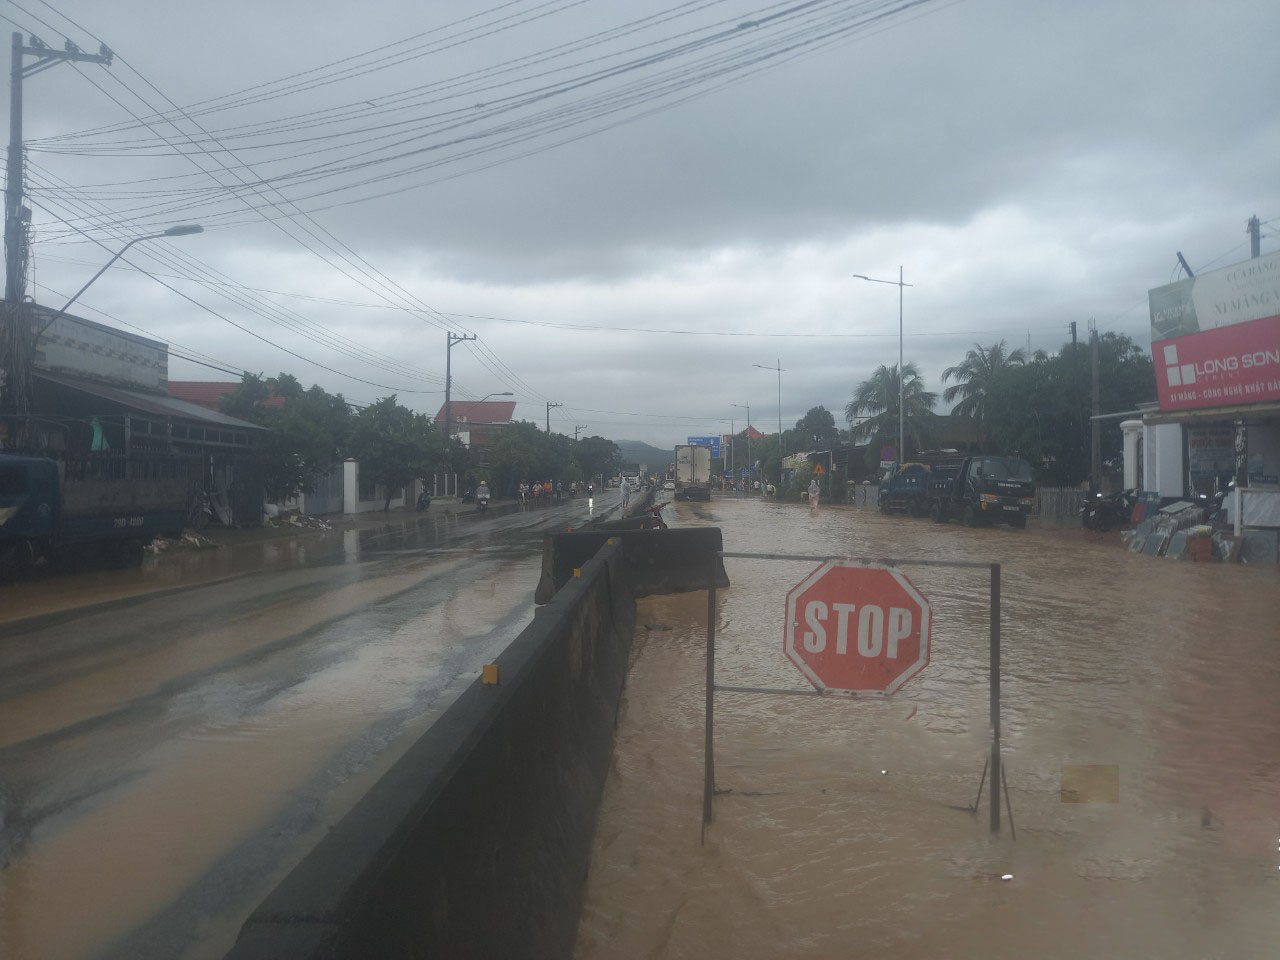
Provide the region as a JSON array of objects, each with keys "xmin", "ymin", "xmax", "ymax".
[
  {"xmin": 576, "ymin": 496, "xmax": 1280, "ymax": 960},
  {"xmin": 0, "ymin": 494, "xmax": 615, "ymax": 960}
]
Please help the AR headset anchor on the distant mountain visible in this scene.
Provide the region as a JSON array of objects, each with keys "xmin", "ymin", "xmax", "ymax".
[{"xmin": 616, "ymin": 439, "xmax": 672, "ymax": 471}]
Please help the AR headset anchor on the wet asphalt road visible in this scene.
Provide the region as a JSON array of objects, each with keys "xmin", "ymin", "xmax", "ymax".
[{"xmin": 0, "ymin": 495, "xmax": 616, "ymax": 960}]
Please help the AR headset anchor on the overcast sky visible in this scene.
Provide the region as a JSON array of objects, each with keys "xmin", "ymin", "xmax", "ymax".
[{"xmin": 12, "ymin": 0, "xmax": 1280, "ymax": 446}]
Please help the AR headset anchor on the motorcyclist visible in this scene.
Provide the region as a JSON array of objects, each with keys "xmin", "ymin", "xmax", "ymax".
[{"xmin": 477, "ymin": 479, "xmax": 491, "ymax": 511}]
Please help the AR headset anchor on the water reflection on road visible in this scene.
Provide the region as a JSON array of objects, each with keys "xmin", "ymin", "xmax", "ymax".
[
  {"xmin": 0, "ymin": 497, "xmax": 609, "ymax": 960},
  {"xmin": 576, "ymin": 497, "xmax": 1280, "ymax": 960}
]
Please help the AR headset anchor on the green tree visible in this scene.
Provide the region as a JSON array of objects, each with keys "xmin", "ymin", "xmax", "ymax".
[
  {"xmin": 985, "ymin": 333, "xmax": 1155, "ymax": 485},
  {"xmin": 789, "ymin": 405, "xmax": 839, "ymax": 453},
  {"xmin": 941, "ymin": 341, "xmax": 1026, "ymax": 450},
  {"xmin": 845, "ymin": 362, "xmax": 938, "ymax": 461},
  {"xmin": 347, "ymin": 396, "xmax": 443, "ymax": 510},
  {"xmin": 575, "ymin": 435, "xmax": 621, "ymax": 486},
  {"xmin": 221, "ymin": 373, "xmax": 351, "ymax": 502}
]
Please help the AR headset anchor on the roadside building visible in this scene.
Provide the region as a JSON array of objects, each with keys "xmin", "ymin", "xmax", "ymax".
[
  {"xmin": 435, "ymin": 399, "xmax": 517, "ymax": 466},
  {"xmin": 1131, "ymin": 249, "xmax": 1280, "ymax": 553},
  {"xmin": 13, "ymin": 306, "xmax": 266, "ymax": 524}
]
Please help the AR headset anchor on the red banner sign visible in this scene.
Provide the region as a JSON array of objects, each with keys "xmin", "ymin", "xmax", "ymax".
[{"xmin": 1154, "ymin": 314, "xmax": 1280, "ymax": 411}]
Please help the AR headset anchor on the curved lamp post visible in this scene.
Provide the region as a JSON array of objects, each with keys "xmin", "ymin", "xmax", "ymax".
[
  {"xmin": 40, "ymin": 224, "xmax": 204, "ymax": 335},
  {"xmin": 852, "ymin": 268, "xmax": 912, "ymax": 461}
]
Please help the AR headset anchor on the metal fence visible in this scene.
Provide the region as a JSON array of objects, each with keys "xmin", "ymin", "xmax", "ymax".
[
  {"xmin": 1032, "ymin": 486, "xmax": 1087, "ymax": 526},
  {"xmin": 850, "ymin": 482, "xmax": 1087, "ymax": 525}
]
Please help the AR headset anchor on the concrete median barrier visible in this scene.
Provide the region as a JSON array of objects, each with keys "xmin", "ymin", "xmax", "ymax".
[
  {"xmin": 534, "ymin": 527, "xmax": 729, "ymax": 605},
  {"xmin": 224, "ymin": 541, "xmax": 635, "ymax": 960}
]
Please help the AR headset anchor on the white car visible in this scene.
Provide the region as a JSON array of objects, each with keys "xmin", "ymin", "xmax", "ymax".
[{"xmin": 664, "ymin": 480, "xmax": 676, "ymax": 491}]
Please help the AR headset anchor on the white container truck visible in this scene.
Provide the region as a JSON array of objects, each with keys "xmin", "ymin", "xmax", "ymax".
[{"xmin": 673, "ymin": 444, "xmax": 711, "ymax": 501}]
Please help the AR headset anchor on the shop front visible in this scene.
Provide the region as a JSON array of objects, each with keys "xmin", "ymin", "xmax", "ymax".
[{"xmin": 1138, "ymin": 249, "xmax": 1280, "ymax": 558}]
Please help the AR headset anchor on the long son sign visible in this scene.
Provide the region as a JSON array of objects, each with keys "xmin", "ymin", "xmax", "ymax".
[{"xmin": 1148, "ymin": 250, "xmax": 1280, "ymax": 411}]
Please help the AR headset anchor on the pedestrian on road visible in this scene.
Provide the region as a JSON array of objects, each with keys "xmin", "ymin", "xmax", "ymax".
[
  {"xmin": 556, "ymin": 481, "xmax": 563, "ymax": 500},
  {"xmin": 808, "ymin": 477, "xmax": 820, "ymax": 510},
  {"xmin": 622, "ymin": 478, "xmax": 632, "ymax": 511}
]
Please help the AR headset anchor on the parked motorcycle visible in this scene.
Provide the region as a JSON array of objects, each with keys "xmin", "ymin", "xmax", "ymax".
[
  {"xmin": 1080, "ymin": 489, "xmax": 1136, "ymax": 532},
  {"xmin": 461, "ymin": 488, "xmax": 475, "ymax": 504},
  {"xmin": 648, "ymin": 500, "xmax": 669, "ymax": 530},
  {"xmin": 416, "ymin": 490, "xmax": 432, "ymax": 512}
]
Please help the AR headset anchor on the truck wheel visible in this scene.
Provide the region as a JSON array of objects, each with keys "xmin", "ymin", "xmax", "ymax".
[
  {"xmin": 963, "ymin": 504, "xmax": 980, "ymax": 528},
  {"xmin": 930, "ymin": 501, "xmax": 946, "ymax": 524},
  {"xmin": 1011, "ymin": 513, "xmax": 1027, "ymax": 529},
  {"xmin": 879, "ymin": 500, "xmax": 889, "ymax": 515},
  {"xmin": 0, "ymin": 540, "xmax": 35, "ymax": 580},
  {"xmin": 111, "ymin": 539, "xmax": 145, "ymax": 568}
]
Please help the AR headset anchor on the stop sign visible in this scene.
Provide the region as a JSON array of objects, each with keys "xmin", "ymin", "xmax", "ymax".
[{"xmin": 784, "ymin": 561, "xmax": 931, "ymax": 696}]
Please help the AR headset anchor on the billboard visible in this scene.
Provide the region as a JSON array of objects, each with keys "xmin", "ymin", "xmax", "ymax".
[
  {"xmin": 686, "ymin": 435, "xmax": 721, "ymax": 458},
  {"xmin": 1149, "ymin": 250, "xmax": 1280, "ymax": 411}
]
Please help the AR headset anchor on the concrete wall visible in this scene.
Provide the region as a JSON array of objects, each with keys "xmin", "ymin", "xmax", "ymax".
[{"xmin": 225, "ymin": 540, "xmax": 635, "ymax": 960}]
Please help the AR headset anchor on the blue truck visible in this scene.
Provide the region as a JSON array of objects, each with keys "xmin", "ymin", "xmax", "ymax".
[
  {"xmin": 926, "ymin": 455, "xmax": 1035, "ymax": 528},
  {"xmin": 0, "ymin": 454, "xmax": 190, "ymax": 576},
  {"xmin": 877, "ymin": 462, "xmax": 931, "ymax": 516}
]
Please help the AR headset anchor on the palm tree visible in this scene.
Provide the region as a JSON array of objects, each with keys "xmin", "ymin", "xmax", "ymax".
[
  {"xmin": 845, "ymin": 362, "xmax": 938, "ymax": 459},
  {"xmin": 941, "ymin": 341, "xmax": 1026, "ymax": 450}
]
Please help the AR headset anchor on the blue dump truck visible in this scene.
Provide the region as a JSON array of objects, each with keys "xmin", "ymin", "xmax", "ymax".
[
  {"xmin": 927, "ymin": 455, "xmax": 1035, "ymax": 528},
  {"xmin": 877, "ymin": 462, "xmax": 931, "ymax": 516},
  {"xmin": 0, "ymin": 454, "xmax": 190, "ymax": 576}
]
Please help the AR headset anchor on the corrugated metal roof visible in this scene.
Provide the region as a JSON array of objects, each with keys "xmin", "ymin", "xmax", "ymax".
[
  {"xmin": 36, "ymin": 371, "xmax": 265, "ymax": 430},
  {"xmin": 168, "ymin": 381, "xmax": 285, "ymax": 411}
]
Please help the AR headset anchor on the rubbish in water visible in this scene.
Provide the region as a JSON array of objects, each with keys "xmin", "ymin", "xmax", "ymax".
[{"xmin": 1001, "ymin": 874, "xmax": 1014, "ymax": 881}]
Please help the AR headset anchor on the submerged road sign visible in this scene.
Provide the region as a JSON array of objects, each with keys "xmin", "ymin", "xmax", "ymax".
[{"xmin": 783, "ymin": 560, "xmax": 931, "ymax": 696}]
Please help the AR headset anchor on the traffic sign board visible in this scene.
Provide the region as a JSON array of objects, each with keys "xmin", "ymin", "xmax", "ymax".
[
  {"xmin": 687, "ymin": 435, "xmax": 721, "ymax": 458},
  {"xmin": 784, "ymin": 561, "xmax": 931, "ymax": 696},
  {"xmin": 812, "ymin": 463, "xmax": 825, "ymax": 476}
]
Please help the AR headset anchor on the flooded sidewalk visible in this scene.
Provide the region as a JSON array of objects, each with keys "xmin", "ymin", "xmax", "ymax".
[{"xmin": 575, "ymin": 498, "xmax": 1280, "ymax": 959}]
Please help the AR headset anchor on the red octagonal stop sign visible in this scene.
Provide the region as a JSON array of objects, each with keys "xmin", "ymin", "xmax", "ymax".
[{"xmin": 784, "ymin": 561, "xmax": 931, "ymax": 697}]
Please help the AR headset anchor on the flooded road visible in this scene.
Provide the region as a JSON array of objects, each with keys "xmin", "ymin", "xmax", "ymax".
[
  {"xmin": 576, "ymin": 497, "xmax": 1280, "ymax": 959},
  {"xmin": 0, "ymin": 495, "xmax": 616, "ymax": 960}
]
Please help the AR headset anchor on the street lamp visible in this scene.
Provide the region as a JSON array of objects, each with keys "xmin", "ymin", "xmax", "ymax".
[
  {"xmin": 731, "ymin": 402, "xmax": 751, "ymax": 494},
  {"xmin": 852, "ymin": 268, "xmax": 912, "ymax": 461},
  {"xmin": 753, "ymin": 360, "xmax": 783, "ymax": 479},
  {"xmin": 40, "ymin": 224, "xmax": 204, "ymax": 336},
  {"xmin": 478, "ymin": 391, "xmax": 514, "ymax": 403}
]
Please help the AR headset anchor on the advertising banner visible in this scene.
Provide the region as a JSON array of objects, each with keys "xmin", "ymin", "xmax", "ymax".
[
  {"xmin": 1149, "ymin": 250, "xmax": 1280, "ymax": 410},
  {"xmin": 1186, "ymin": 426, "xmax": 1235, "ymax": 478}
]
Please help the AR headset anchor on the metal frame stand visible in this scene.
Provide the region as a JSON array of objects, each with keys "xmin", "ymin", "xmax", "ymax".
[{"xmin": 703, "ymin": 551, "xmax": 1010, "ymax": 840}]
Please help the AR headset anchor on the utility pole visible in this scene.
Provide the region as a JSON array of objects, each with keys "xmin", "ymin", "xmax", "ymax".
[
  {"xmin": 1247, "ymin": 215, "xmax": 1261, "ymax": 258},
  {"xmin": 4, "ymin": 33, "xmax": 112, "ymax": 447},
  {"xmin": 573, "ymin": 424, "xmax": 587, "ymax": 441},
  {"xmin": 442, "ymin": 332, "xmax": 476, "ymax": 483},
  {"xmin": 1070, "ymin": 320, "xmax": 1085, "ymax": 480},
  {"xmin": 1090, "ymin": 323, "xmax": 1101, "ymax": 493},
  {"xmin": 752, "ymin": 359, "xmax": 784, "ymax": 478},
  {"xmin": 545, "ymin": 401, "xmax": 562, "ymax": 432}
]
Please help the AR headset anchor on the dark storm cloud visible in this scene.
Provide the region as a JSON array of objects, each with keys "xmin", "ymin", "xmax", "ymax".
[{"xmin": 18, "ymin": 0, "xmax": 1280, "ymax": 446}]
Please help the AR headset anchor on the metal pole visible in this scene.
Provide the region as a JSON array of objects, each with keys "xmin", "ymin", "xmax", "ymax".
[
  {"xmin": 776, "ymin": 360, "xmax": 782, "ymax": 473},
  {"xmin": 443, "ymin": 331, "xmax": 452, "ymax": 459},
  {"xmin": 989, "ymin": 562, "xmax": 1001, "ymax": 834},
  {"xmin": 703, "ymin": 551, "xmax": 717, "ymax": 832},
  {"xmin": 898, "ymin": 265, "xmax": 904, "ymax": 461},
  {"xmin": 6, "ymin": 32, "xmax": 23, "ymax": 307},
  {"xmin": 746, "ymin": 405, "xmax": 751, "ymax": 494}
]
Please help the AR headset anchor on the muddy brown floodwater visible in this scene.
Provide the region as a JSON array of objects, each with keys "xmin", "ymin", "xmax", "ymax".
[{"xmin": 576, "ymin": 497, "xmax": 1280, "ymax": 960}]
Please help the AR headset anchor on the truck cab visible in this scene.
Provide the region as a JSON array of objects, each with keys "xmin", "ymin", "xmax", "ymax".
[
  {"xmin": 928, "ymin": 455, "xmax": 1035, "ymax": 528},
  {"xmin": 0, "ymin": 456, "xmax": 60, "ymax": 575}
]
